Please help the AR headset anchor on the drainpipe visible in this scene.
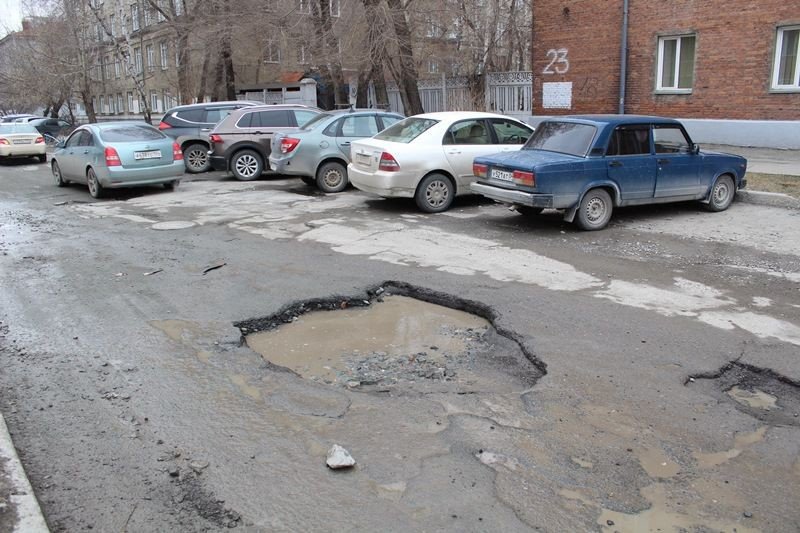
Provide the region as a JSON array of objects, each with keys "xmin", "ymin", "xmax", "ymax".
[{"xmin": 618, "ymin": 0, "xmax": 629, "ymax": 114}]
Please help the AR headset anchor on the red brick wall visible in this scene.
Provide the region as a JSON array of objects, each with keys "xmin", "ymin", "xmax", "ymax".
[{"xmin": 532, "ymin": 0, "xmax": 800, "ymax": 120}]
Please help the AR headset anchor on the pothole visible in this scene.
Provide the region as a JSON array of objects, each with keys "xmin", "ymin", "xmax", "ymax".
[
  {"xmin": 687, "ymin": 362, "xmax": 800, "ymax": 426},
  {"xmin": 151, "ymin": 220, "xmax": 197, "ymax": 230},
  {"xmin": 235, "ymin": 282, "xmax": 544, "ymax": 393}
]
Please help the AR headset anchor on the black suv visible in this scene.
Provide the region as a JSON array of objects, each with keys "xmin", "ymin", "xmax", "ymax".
[{"xmin": 158, "ymin": 101, "xmax": 260, "ymax": 173}]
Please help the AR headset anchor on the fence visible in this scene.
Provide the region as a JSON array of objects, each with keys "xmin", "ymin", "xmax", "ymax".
[{"xmin": 383, "ymin": 71, "xmax": 532, "ymax": 121}]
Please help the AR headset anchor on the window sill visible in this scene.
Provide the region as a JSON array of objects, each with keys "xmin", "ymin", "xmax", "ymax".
[
  {"xmin": 654, "ymin": 89, "xmax": 693, "ymax": 95},
  {"xmin": 769, "ymin": 87, "xmax": 800, "ymax": 94}
]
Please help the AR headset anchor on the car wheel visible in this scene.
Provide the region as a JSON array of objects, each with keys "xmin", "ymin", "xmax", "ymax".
[
  {"xmin": 300, "ymin": 176, "xmax": 315, "ymax": 186},
  {"xmin": 231, "ymin": 150, "xmax": 263, "ymax": 181},
  {"xmin": 316, "ymin": 161, "xmax": 348, "ymax": 193},
  {"xmin": 576, "ymin": 188, "xmax": 612, "ymax": 231},
  {"xmin": 516, "ymin": 206, "xmax": 544, "ymax": 217},
  {"xmin": 415, "ymin": 173, "xmax": 454, "ymax": 213},
  {"xmin": 705, "ymin": 174, "xmax": 735, "ymax": 212},
  {"xmin": 37, "ymin": 154, "xmax": 47, "ymax": 164},
  {"xmin": 52, "ymin": 161, "xmax": 67, "ymax": 187},
  {"xmin": 164, "ymin": 180, "xmax": 180, "ymax": 190},
  {"xmin": 183, "ymin": 143, "xmax": 210, "ymax": 173},
  {"xmin": 87, "ymin": 168, "xmax": 104, "ymax": 199}
]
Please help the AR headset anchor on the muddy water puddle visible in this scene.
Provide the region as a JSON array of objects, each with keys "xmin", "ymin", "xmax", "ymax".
[{"xmin": 245, "ymin": 295, "xmax": 518, "ymax": 389}]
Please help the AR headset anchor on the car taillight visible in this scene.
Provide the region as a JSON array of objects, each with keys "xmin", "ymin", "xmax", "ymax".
[
  {"xmin": 173, "ymin": 142, "xmax": 183, "ymax": 161},
  {"xmin": 473, "ymin": 163, "xmax": 487, "ymax": 178},
  {"xmin": 378, "ymin": 152, "xmax": 400, "ymax": 172},
  {"xmin": 209, "ymin": 134, "xmax": 222, "ymax": 144},
  {"xmin": 280, "ymin": 137, "xmax": 300, "ymax": 154},
  {"xmin": 0, "ymin": 138, "xmax": 8, "ymax": 145},
  {"xmin": 35, "ymin": 136, "xmax": 44, "ymax": 144},
  {"xmin": 105, "ymin": 146, "xmax": 121, "ymax": 167},
  {"xmin": 158, "ymin": 121, "xmax": 172, "ymax": 130},
  {"xmin": 513, "ymin": 170, "xmax": 535, "ymax": 187}
]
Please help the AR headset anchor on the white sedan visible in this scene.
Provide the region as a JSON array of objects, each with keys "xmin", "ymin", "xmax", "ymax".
[
  {"xmin": 347, "ymin": 112, "xmax": 534, "ymax": 212},
  {"xmin": 0, "ymin": 123, "xmax": 46, "ymax": 163}
]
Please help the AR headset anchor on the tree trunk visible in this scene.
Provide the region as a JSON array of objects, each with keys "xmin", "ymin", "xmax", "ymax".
[
  {"xmin": 385, "ymin": 0, "xmax": 423, "ymax": 115},
  {"xmin": 220, "ymin": 12, "xmax": 236, "ymax": 101},
  {"xmin": 360, "ymin": 0, "xmax": 389, "ymax": 109},
  {"xmin": 196, "ymin": 48, "xmax": 212, "ymax": 102},
  {"xmin": 355, "ymin": 69, "xmax": 370, "ymax": 108},
  {"xmin": 176, "ymin": 32, "xmax": 191, "ymax": 104}
]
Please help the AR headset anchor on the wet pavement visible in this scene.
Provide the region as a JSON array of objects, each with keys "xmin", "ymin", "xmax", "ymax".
[{"xmin": 0, "ymin": 160, "xmax": 799, "ymax": 531}]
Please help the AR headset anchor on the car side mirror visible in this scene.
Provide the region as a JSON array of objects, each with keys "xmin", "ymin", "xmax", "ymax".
[
  {"xmin": 56, "ymin": 140, "xmax": 66, "ymax": 149},
  {"xmin": 691, "ymin": 143, "xmax": 700, "ymax": 155}
]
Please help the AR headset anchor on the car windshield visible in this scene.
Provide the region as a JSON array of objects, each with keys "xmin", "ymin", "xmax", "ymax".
[
  {"xmin": 524, "ymin": 121, "xmax": 597, "ymax": 157},
  {"xmin": 374, "ymin": 117, "xmax": 439, "ymax": 143},
  {"xmin": 99, "ymin": 125, "xmax": 166, "ymax": 142},
  {"xmin": 300, "ymin": 112, "xmax": 333, "ymax": 131},
  {"xmin": 0, "ymin": 124, "xmax": 38, "ymax": 134}
]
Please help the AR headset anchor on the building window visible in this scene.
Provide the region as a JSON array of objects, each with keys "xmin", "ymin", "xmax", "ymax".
[
  {"xmin": 150, "ymin": 90, "xmax": 160, "ymax": 112},
  {"xmin": 146, "ymin": 44, "xmax": 154, "ymax": 71},
  {"xmin": 656, "ymin": 34, "xmax": 695, "ymax": 93},
  {"xmin": 772, "ymin": 26, "xmax": 800, "ymax": 91},
  {"xmin": 117, "ymin": 93, "xmax": 124, "ymax": 114},
  {"xmin": 99, "ymin": 95, "xmax": 105, "ymax": 115},
  {"xmin": 265, "ymin": 39, "xmax": 280, "ymax": 63},
  {"xmin": 109, "ymin": 14, "xmax": 115, "ymax": 37},
  {"xmin": 134, "ymin": 47, "xmax": 142, "ymax": 73},
  {"xmin": 298, "ymin": 45, "xmax": 308, "ymax": 64},
  {"xmin": 428, "ymin": 59, "xmax": 440, "ymax": 74},
  {"xmin": 115, "ymin": 59, "xmax": 120, "ymax": 78},
  {"xmin": 127, "ymin": 91, "xmax": 134, "ymax": 112},
  {"xmin": 106, "ymin": 56, "xmax": 112, "ymax": 79},
  {"xmin": 157, "ymin": 0, "xmax": 166, "ymax": 21},
  {"xmin": 298, "ymin": 0, "xmax": 310, "ymax": 14},
  {"xmin": 330, "ymin": 0, "xmax": 340, "ymax": 17},
  {"xmin": 160, "ymin": 42, "xmax": 169, "ymax": 69},
  {"xmin": 174, "ymin": 0, "xmax": 183, "ymax": 16},
  {"xmin": 131, "ymin": 4, "xmax": 139, "ymax": 31},
  {"xmin": 144, "ymin": 5, "xmax": 152, "ymax": 26}
]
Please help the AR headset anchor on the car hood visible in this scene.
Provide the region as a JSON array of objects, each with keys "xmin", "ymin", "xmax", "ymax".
[{"xmin": 474, "ymin": 149, "xmax": 584, "ymax": 171}]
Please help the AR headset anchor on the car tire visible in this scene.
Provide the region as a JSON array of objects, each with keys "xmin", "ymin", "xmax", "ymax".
[
  {"xmin": 37, "ymin": 154, "xmax": 47, "ymax": 164},
  {"xmin": 576, "ymin": 188, "xmax": 612, "ymax": 231},
  {"xmin": 183, "ymin": 143, "xmax": 210, "ymax": 173},
  {"xmin": 87, "ymin": 168, "xmax": 104, "ymax": 199},
  {"xmin": 230, "ymin": 150, "xmax": 263, "ymax": 181},
  {"xmin": 316, "ymin": 161, "xmax": 348, "ymax": 193},
  {"xmin": 516, "ymin": 206, "xmax": 544, "ymax": 217},
  {"xmin": 415, "ymin": 173, "xmax": 455, "ymax": 213},
  {"xmin": 164, "ymin": 180, "xmax": 180, "ymax": 190},
  {"xmin": 300, "ymin": 176, "xmax": 315, "ymax": 186},
  {"xmin": 52, "ymin": 161, "xmax": 67, "ymax": 187},
  {"xmin": 704, "ymin": 174, "xmax": 735, "ymax": 212}
]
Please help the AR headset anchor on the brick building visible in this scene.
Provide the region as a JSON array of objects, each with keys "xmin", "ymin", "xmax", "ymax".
[{"xmin": 531, "ymin": 0, "xmax": 800, "ymax": 147}]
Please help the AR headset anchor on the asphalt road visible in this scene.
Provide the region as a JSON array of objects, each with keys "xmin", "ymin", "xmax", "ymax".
[{"xmin": 1, "ymin": 158, "xmax": 798, "ymax": 532}]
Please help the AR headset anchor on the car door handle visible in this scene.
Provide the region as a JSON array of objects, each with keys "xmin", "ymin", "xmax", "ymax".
[
  {"xmin": 201, "ymin": 128, "xmax": 211, "ymax": 132},
  {"xmin": 447, "ymin": 150, "xmax": 462, "ymax": 155},
  {"xmin": 340, "ymin": 142, "xmax": 350, "ymax": 146},
  {"xmin": 658, "ymin": 159, "xmax": 670, "ymax": 165},
  {"xmin": 609, "ymin": 160, "xmax": 622, "ymax": 167},
  {"xmin": 82, "ymin": 150, "xmax": 89, "ymax": 154}
]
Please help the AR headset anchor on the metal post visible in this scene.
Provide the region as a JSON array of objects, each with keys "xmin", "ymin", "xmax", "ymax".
[{"xmin": 619, "ymin": 0, "xmax": 629, "ymax": 114}]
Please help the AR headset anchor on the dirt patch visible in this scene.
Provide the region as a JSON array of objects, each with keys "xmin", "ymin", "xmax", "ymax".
[
  {"xmin": 745, "ymin": 172, "xmax": 800, "ymax": 199},
  {"xmin": 686, "ymin": 362, "xmax": 800, "ymax": 426}
]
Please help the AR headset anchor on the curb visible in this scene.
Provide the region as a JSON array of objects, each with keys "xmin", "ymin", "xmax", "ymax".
[
  {"xmin": 737, "ymin": 190, "xmax": 800, "ymax": 209},
  {"xmin": 0, "ymin": 413, "xmax": 49, "ymax": 533}
]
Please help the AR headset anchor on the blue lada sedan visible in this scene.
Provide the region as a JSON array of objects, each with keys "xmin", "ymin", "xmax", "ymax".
[{"xmin": 470, "ymin": 115, "xmax": 747, "ymax": 230}]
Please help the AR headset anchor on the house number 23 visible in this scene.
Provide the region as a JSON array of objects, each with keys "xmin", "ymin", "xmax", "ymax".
[{"xmin": 543, "ymin": 48, "xmax": 569, "ymax": 74}]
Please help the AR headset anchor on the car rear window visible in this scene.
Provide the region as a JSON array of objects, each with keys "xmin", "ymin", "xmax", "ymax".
[
  {"xmin": 0, "ymin": 124, "xmax": 38, "ymax": 134},
  {"xmin": 99, "ymin": 125, "xmax": 166, "ymax": 142},
  {"xmin": 524, "ymin": 121, "xmax": 596, "ymax": 157},
  {"xmin": 174, "ymin": 109, "xmax": 205, "ymax": 123},
  {"xmin": 374, "ymin": 117, "xmax": 439, "ymax": 143},
  {"xmin": 301, "ymin": 112, "xmax": 333, "ymax": 131},
  {"xmin": 205, "ymin": 108, "xmax": 236, "ymax": 124}
]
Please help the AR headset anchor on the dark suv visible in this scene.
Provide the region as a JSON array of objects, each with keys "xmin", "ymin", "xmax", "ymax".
[
  {"xmin": 208, "ymin": 104, "xmax": 321, "ymax": 180},
  {"xmin": 158, "ymin": 101, "xmax": 260, "ymax": 173}
]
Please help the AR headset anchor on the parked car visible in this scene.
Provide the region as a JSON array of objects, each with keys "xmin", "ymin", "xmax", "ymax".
[
  {"xmin": 269, "ymin": 109, "xmax": 404, "ymax": 192},
  {"xmin": 208, "ymin": 104, "xmax": 322, "ymax": 181},
  {"xmin": 470, "ymin": 115, "xmax": 748, "ymax": 231},
  {"xmin": 28, "ymin": 117, "xmax": 72, "ymax": 139},
  {"xmin": 347, "ymin": 112, "xmax": 534, "ymax": 212},
  {"xmin": 0, "ymin": 123, "xmax": 46, "ymax": 162},
  {"xmin": 158, "ymin": 100, "xmax": 261, "ymax": 173},
  {"xmin": 51, "ymin": 122, "xmax": 185, "ymax": 199},
  {"xmin": 0, "ymin": 114, "xmax": 38, "ymax": 123}
]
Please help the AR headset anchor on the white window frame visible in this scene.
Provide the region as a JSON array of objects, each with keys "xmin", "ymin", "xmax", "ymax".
[
  {"xmin": 265, "ymin": 39, "xmax": 281, "ymax": 63},
  {"xmin": 160, "ymin": 42, "xmax": 169, "ymax": 69},
  {"xmin": 298, "ymin": 45, "xmax": 308, "ymax": 64},
  {"xmin": 117, "ymin": 93, "xmax": 124, "ymax": 114},
  {"xmin": 771, "ymin": 25, "xmax": 800, "ymax": 92},
  {"xmin": 428, "ymin": 59, "xmax": 439, "ymax": 74},
  {"xmin": 656, "ymin": 34, "xmax": 695, "ymax": 94},
  {"xmin": 134, "ymin": 47, "xmax": 143, "ymax": 73},
  {"xmin": 115, "ymin": 59, "xmax": 120, "ymax": 78},
  {"xmin": 131, "ymin": 4, "xmax": 140, "ymax": 31},
  {"xmin": 146, "ymin": 44, "xmax": 155, "ymax": 71},
  {"xmin": 150, "ymin": 90, "xmax": 160, "ymax": 113},
  {"xmin": 330, "ymin": 0, "xmax": 340, "ymax": 17},
  {"xmin": 109, "ymin": 14, "xmax": 115, "ymax": 37},
  {"xmin": 127, "ymin": 92, "xmax": 134, "ymax": 112},
  {"xmin": 298, "ymin": 0, "xmax": 310, "ymax": 14},
  {"xmin": 174, "ymin": 0, "xmax": 183, "ymax": 16},
  {"xmin": 99, "ymin": 95, "xmax": 105, "ymax": 115}
]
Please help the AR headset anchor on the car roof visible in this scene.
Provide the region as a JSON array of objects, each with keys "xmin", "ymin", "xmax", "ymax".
[
  {"xmin": 243, "ymin": 104, "xmax": 321, "ymax": 111},
  {"xmin": 412, "ymin": 111, "xmax": 520, "ymax": 121},
  {"xmin": 547, "ymin": 114, "xmax": 683, "ymax": 126},
  {"xmin": 85, "ymin": 121, "xmax": 160, "ymax": 130},
  {"xmin": 166, "ymin": 101, "xmax": 262, "ymax": 111}
]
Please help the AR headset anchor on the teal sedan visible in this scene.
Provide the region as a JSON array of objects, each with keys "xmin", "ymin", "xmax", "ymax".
[{"xmin": 52, "ymin": 121, "xmax": 185, "ymax": 198}]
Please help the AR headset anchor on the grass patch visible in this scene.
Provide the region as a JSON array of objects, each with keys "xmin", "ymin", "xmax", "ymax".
[{"xmin": 745, "ymin": 172, "xmax": 800, "ymax": 199}]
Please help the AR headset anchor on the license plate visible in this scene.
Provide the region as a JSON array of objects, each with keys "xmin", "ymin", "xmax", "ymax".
[
  {"xmin": 356, "ymin": 153, "xmax": 371, "ymax": 166},
  {"xmin": 134, "ymin": 150, "xmax": 161, "ymax": 160},
  {"xmin": 13, "ymin": 139, "xmax": 31, "ymax": 144},
  {"xmin": 490, "ymin": 168, "xmax": 513, "ymax": 181}
]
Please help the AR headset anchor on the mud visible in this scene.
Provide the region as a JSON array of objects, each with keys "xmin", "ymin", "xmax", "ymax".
[{"xmin": 687, "ymin": 361, "xmax": 800, "ymax": 426}]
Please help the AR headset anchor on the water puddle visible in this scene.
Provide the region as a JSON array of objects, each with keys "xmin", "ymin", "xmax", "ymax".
[
  {"xmin": 693, "ymin": 426, "xmax": 768, "ymax": 469},
  {"xmin": 727, "ymin": 386, "xmax": 777, "ymax": 410},
  {"xmin": 635, "ymin": 447, "xmax": 680, "ymax": 478},
  {"xmin": 245, "ymin": 295, "xmax": 489, "ymax": 387}
]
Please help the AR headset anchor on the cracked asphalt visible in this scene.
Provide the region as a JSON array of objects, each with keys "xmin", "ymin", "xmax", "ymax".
[{"xmin": 1, "ymin": 159, "xmax": 798, "ymax": 532}]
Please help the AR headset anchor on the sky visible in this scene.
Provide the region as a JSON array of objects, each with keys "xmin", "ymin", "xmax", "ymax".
[{"xmin": 0, "ymin": 0, "xmax": 24, "ymax": 37}]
